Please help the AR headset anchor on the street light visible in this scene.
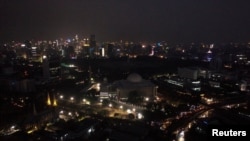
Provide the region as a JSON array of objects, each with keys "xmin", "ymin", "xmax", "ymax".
[
  {"xmin": 99, "ymin": 99, "xmax": 103, "ymax": 105},
  {"xmin": 70, "ymin": 97, "xmax": 74, "ymax": 103},
  {"xmin": 82, "ymin": 98, "xmax": 86, "ymax": 103},
  {"xmin": 132, "ymin": 108, "xmax": 136, "ymax": 112},
  {"xmin": 127, "ymin": 109, "xmax": 131, "ymax": 113},
  {"xmin": 11, "ymin": 126, "xmax": 15, "ymax": 130},
  {"xmin": 138, "ymin": 113, "xmax": 143, "ymax": 119},
  {"xmin": 109, "ymin": 103, "xmax": 112, "ymax": 108},
  {"xmin": 60, "ymin": 95, "xmax": 64, "ymax": 99},
  {"xmin": 43, "ymin": 55, "xmax": 47, "ymax": 59}
]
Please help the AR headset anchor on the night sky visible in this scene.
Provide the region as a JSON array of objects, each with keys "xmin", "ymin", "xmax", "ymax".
[{"xmin": 1, "ymin": 0, "xmax": 250, "ymax": 43}]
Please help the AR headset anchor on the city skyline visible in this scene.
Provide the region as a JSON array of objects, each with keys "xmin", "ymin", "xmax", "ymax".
[
  {"xmin": 1, "ymin": 1, "xmax": 250, "ymax": 141},
  {"xmin": 1, "ymin": 0, "xmax": 250, "ymax": 43}
]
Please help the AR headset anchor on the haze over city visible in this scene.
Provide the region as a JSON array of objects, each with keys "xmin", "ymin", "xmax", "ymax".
[{"xmin": 1, "ymin": 0, "xmax": 250, "ymax": 43}]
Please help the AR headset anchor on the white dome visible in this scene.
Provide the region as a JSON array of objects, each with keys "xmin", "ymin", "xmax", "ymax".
[{"xmin": 127, "ymin": 73, "xmax": 143, "ymax": 83}]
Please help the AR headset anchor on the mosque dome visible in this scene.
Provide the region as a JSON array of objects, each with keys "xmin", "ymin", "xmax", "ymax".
[{"xmin": 126, "ymin": 73, "xmax": 143, "ymax": 83}]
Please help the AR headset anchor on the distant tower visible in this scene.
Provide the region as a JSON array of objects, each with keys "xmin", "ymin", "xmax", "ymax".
[
  {"xmin": 107, "ymin": 44, "xmax": 115, "ymax": 57},
  {"xmin": 90, "ymin": 34, "xmax": 97, "ymax": 56},
  {"xmin": 47, "ymin": 93, "xmax": 51, "ymax": 106},
  {"xmin": 24, "ymin": 40, "xmax": 32, "ymax": 59},
  {"xmin": 83, "ymin": 38, "xmax": 90, "ymax": 46},
  {"xmin": 75, "ymin": 34, "xmax": 79, "ymax": 42},
  {"xmin": 90, "ymin": 34, "xmax": 96, "ymax": 47}
]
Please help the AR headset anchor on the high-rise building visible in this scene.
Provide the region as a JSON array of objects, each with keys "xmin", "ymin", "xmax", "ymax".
[
  {"xmin": 90, "ymin": 34, "xmax": 96, "ymax": 47},
  {"xmin": 90, "ymin": 34, "xmax": 98, "ymax": 56},
  {"xmin": 24, "ymin": 40, "xmax": 32, "ymax": 59},
  {"xmin": 209, "ymin": 55, "xmax": 223, "ymax": 71},
  {"xmin": 83, "ymin": 38, "xmax": 90, "ymax": 46}
]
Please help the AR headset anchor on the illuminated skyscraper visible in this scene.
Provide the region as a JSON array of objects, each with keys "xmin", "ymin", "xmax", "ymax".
[{"xmin": 83, "ymin": 38, "xmax": 90, "ymax": 46}]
